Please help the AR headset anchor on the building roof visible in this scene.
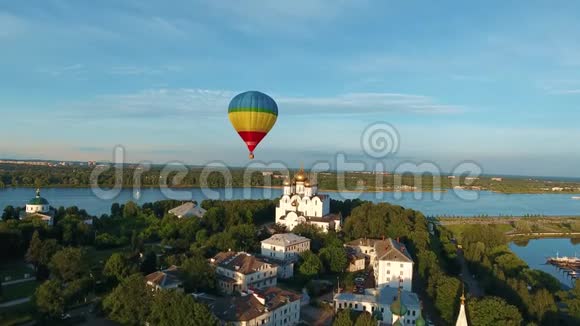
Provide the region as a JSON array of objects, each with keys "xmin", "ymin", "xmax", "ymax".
[
  {"xmin": 145, "ymin": 265, "xmax": 182, "ymax": 288},
  {"xmin": 168, "ymin": 201, "xmax": 206, "ymax": 218},
  {"xmin": 27, "ymin": 189, "xmax": 49, "ymax": 205},
  {"xmin": 211, "ymin": 251, "xmax": 276, "ymax": 274},
  {"xmin": 345, "ymin": 238, "xmax": 382, "ymax": 247},
  {"xmin": 212, "ymin": 287, "xmax": 301, "ymax": 322},
  {"xmin": 334, "ymin": 286, "xmax": 420, "ymax": 308},
  {"xmin": 307, "ymin": 213, "xmax": 341, "ymax": 223},
  {"xmin": 347, "ymin": 237, "xmax": 413, "ymax": 263},
  {"xmin": 261, "ymin": 233, "xmax": 310, "ymax": 247},
  {"xmin": 375, "ymin": 238, "xmax": 413, "ymax": 263}
]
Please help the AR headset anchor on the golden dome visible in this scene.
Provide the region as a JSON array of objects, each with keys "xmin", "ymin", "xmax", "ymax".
[
  {"xmin": 304, "ymin": 181, "xmax": 310, "ymax": 187},
  {"xmin": 294, "ymin": 167, "xmax": 307, "ymax": 182},
  {"xmin": 283, "ymin": 178, "xmax": 291, "ymax": 186}
]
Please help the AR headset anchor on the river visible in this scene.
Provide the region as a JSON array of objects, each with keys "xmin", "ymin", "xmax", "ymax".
[
  {"xmin": 1, "ymin": 187, "xmax": 580, "ymax": 217},
  {"xmin": 510, "ymin": 238, "xmax": 580, "ymax": 288}
]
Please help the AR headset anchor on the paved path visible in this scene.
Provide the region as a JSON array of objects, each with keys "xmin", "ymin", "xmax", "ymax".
[
  {"xmin": 0, "ymin": 297, "xmax": 31, "ymax": 308},
  {"xmin": 457, "ymin": 249, "xmax": 484, "ymax": 297},
  {"xmin": 1, "ymin": 277, "xmax": 35, "ymax": 286}
]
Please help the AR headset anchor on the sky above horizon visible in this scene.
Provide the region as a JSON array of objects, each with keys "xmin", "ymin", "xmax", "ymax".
[{"xmin": 1, "ymin": 1, "xmax": 580, "ymax": 177}]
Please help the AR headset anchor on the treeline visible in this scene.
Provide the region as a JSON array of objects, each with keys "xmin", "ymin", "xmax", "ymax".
[
  {"xmin": 5, "ymin": 162, "xmax": 579, "ymax": 193},
  {"xmin": 458, "ymin": 224, "xmax": 580, "ymax": 325}
]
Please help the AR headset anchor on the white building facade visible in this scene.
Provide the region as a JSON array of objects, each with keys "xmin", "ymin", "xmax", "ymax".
[
  {"xmin": 212, "ymin": 287, "xmax": 301, "ymax": 326},
  {"xmin": 275, "ymin": 169, "xmax": 341, "ymax": 232},
  {"xmin": 21, "ymin": 189, "xmax": 54, "ymax": 226},
  {"xmin": 260, "ymin": 233, "xmax": 311, "ymax": 279},
  {"xmin": 211, "ymin": 251, "xmax": 278, "ymax": 294},
  {"xmin": 334, "ymin": 287, "xmax": 421, "ymax": 325},
  {"xmin": 346, "ymin": 238, "xmax": 414, "ymax": 291}
]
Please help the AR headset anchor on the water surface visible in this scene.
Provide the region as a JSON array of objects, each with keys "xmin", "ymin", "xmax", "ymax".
[
  {"xmin": 510, "ymin": 238, "xmax": 580, "ymax": 288},
  {"xmin": 2, "ymin": 187, "xmax": 580, "ymax": 217}
]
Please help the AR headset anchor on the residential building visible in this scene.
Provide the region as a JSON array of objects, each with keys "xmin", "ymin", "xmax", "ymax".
[
  {"xmin": 275, "ymin": 168, "xmax": 341, "ymax": 232},
  {"xmin": 168, "ymin": 201, "xmax": 206, "ymax": 218},
  {"xmin": 334, "ymin": 286, "xmax": 421, "ymax": 325},
  {"xmin": 211, "ymin": 287, "xmax": 301, "ymax": 326},
  {"xmin": 145, "ymin": 265, "xmax": 183, "ymax": 291},
  {"xmin": 345, "ymin": 238, "xmax": 414, "ymax": 291},
  {"xmin": 260, "ymin": 233, "xmax": 310, "ymax": 279},
  {"xmin": 346, "ymin": 248, "xmax": 366, "ymax": 272},
  {"xmin": 211, "ymin": 251, "xmax": 278, "ymax": 294}
]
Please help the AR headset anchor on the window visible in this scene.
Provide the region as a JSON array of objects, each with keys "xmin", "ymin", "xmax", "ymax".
[
  {"xmin": 387, "ymin": 262, "xmax": 391, "ymax": 266},
  {"xmin": 412, "ymin": 310, "xmax": 416, "ymax": 316},
  {"xmin": 400, "ymin": 271, "xmax": 403, "ymax": 275},
  {"xmin": 387, "ymin": 270, "xmax": 390, "ymax": 274},
  {"xmin": 400, "ymin": 264, "xmax": 403, "ymax": 268},
  {"xmin": 355, "ymin": 304, "xmax": 358, "ymax": 309}
]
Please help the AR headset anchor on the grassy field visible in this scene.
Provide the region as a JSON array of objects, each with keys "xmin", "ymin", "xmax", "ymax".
[
  {"xmin": 440, "ymin": 216, "xmax": 580, "ymax": 242},
  {"xmin": 0, "ymin": 281, "xmax": 40, "ymax": 303},
  {"xmin": 0, "ymin": 301, "xmax": 36, "ymax": 326},
  {"xmin": 0, "ymin": 262, "xmax": 34, "ymax": 282}
]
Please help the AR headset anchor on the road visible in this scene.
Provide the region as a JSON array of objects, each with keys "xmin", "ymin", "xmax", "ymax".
[
  {"xmin": 0, "ymin": 297, "xmax": 31, "ymax": 308},
  {"xmin": 457, "ymin": 249, "xmax": 484, "ymax": 297},
  {"xmin": 1, "ymin": 277, "xmax": 35, "ymax": 286}
]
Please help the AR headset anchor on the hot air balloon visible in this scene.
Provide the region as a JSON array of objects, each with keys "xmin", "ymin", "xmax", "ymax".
[{"xmin": 228, "ymin": 91, "xmax": 278, "ymax": 159}]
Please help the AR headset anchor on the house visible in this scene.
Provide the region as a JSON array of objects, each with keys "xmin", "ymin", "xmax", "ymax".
[
  {"xmin": 345, "ymin": 238, "xmax": 414, "ymax": 291},
  {"xmin": 346, "ymin": 248, "xmax": 366, "ymax": 272},
  {"xmin": 491, "ymin": 177, "xmax": 503, "ymax": 182},
  {"xmin": 275, "ymin": 168, "xmax": 342, "ymax": 232},
  {"xmin": 260, "ymin": 233, "xmax": 311, "ymax": 279},
  {"xmin": 334, "ymin": 286, "xmax": 421, "ymax": 325},
  {"xmin": 211, "ymin": 287, "xmax": 301, "ymax": 326},
  {"xmin": 145, "ymin": 265, "xmax": 183, "ymax": 291},
  {"xmin": 210, "ymin": 251, "xmax": 278, "ymax": 294},
  {"xmin": 168, "ymin": 201, "xmax": 207, "ymax": 218}
]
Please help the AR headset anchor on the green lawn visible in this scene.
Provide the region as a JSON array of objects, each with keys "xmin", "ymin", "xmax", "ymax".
[
  {"xmin": 0, "ymin": 280, "xmax": 40, "ymax": 303},
  {"xmin": 0, "ymin": 301, "xmax": 36, "ymax": 326},
  {"xmin": 0, "ymin": 261, "xmax": 35, "ymax": 282}
]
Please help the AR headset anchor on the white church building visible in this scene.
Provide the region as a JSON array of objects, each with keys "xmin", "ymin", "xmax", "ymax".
[
  {"xmin": 275, "ymin": 168, "xmax": 341, "ymax": 232},
  {"xmin": 20, "ymin": 189, "xmax": 55, "ymax": 226}
]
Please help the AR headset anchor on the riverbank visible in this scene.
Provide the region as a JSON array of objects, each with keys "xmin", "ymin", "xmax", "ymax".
[{"xmin": 438, "ymin": 216, "xmax": 580, "ymax": 241}]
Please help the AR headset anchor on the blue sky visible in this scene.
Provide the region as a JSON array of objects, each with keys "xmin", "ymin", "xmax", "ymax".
[{"xmin": 1, "ymin": 0, "xmax": 580, "ymax": 176}]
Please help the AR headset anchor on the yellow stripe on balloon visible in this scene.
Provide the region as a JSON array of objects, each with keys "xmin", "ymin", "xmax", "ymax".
[{"xmin": 228, "ymin": 111, "xmax": 277, "ymax": 133}]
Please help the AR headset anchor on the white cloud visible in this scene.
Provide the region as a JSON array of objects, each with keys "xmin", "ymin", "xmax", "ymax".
[
  {"xmin": 37, "ymin": 64, "xmax": 85, "ymax": 77},
  {"xmin": 56, "ymin": 88, "xmax": 465, "ymax": 121}
]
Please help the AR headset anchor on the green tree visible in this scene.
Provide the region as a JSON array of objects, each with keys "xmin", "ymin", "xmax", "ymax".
[
  {"xmin": 35, "ymin": 280, "xmax": 65, "ymax": 317},
  {"xmin": 333, "ymin": 308, "xmax": 353, "ymax": 326},
  {"xmin": 468, "ymin": 296, "xmax": 523, "ymax": 326},
  {"xmin": 319, "ymin": 247, "xmax": 348, "ymax": 273},
  {"xmin": 103, "ymin": 274, "xmax": 152, "ymax": 325},
  {"xmin": 354, "ymin": 312, "xmax": 375, "ymax": 326},
  {"xmin": 123, "ymin": 201, "xmax": 140, "ymax": 218},
  {"xmin": 434, "ymin": 276, "xmax": 460, "ymax": 323},
  {"xmin": 149, "ymin": 290, "xmax": 219, "ymax": 326},
  {"xmin": 25, "ymin": 230, "xmax": 42, "ymax": 267},
  {"xmin": 140, "ymin": 251, "xmax": 158, "ymax": 275},
  {"xmin": 181, "ymin": 255, "xmax": 216, "ymax": 292},
  {"xmin": 49, "ymin": 247, "xmax": 89, "ymax": 282},
  {"xmin": 299, "ymin": 251, "xmax": 323, "ymax": 278},
  {"xmin": 2, "ymin": 205, "xmax": 16, "ymax": 220},
  {"xmin": 104, "ymin": 253, "xmax": 137, "ymax": 283}
]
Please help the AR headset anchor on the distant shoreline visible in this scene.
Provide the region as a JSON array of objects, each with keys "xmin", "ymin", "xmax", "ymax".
[{"xmin": 2, "ymin": 184, "xmax": 580, "ymax": 195}]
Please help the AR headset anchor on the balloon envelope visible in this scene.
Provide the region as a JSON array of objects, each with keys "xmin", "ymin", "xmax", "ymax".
[{"xmin": 228, "ymin": 91, "xmax": 278, "ymax": 157}]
